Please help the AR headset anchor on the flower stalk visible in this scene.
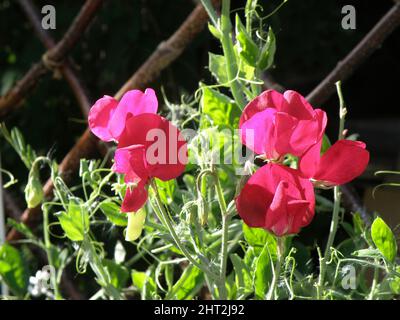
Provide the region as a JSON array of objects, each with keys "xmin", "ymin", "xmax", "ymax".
[
  {"xmin": 211, "ymin": 165, "xmax": 230, "ymax": 299},
  {"xmin": 201, "ymin": 0, "xmax": 247, "ymax": 109},
  {"xmin": 318, "ymin": 81, "xmax": 346, "ymax": 298},
  {"xmin": 266, "ymin": 237, "xmax": 285, "ymax": 300},
  {"xmin": 150, "ymin": 179, "xmax": 220, "ymax": 283}
]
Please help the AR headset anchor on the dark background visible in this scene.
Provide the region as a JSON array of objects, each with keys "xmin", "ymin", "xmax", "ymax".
[{"xmin": 1, "ymin": 0, "xmax": 399, "ymax": 227}]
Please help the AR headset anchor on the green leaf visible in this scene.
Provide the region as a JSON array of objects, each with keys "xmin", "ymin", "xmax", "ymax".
[
  {"xmin": 131, "ymin": 269, "xmax": 156, "ymax": 299},
  {"xmin": 208, "ymin": 23, "xmax": 221, "ymax": 39},
  {"xmin": 168, "ymin": 265, "xmax": 204, "ymax": 300},
  {"xmin": 103, "ymin": 259, "xmax": 129, "ymax": 289},
  {"xmin": 235, "ymin": 14, "xmax": 258, "ymax": 67},
  {"xmin": 371, "ymin": 217, "xmax": 398, "ymax": 262},
  {"xmin": 7, "ymin": 218, "xmax": 35, "ymax": 240},
  {"xmin": 257, "ymin": 27, "xmax": 276, "ymax": 71},
  {"xmin": 352, "ymin": 248, "xmax": 382, "ymax": 259},
  {"xmin": 56, "ymin": 198, "xmax": 89, "ymax": 241},
  {"xmin": 201, "ymin": 87, "xmax": 239, "ymax": 128},
  {"xmin": 389, "ymin": 267, "xmax": 400, "ymax": 294},
  {"xmin": 230, "ymin": 253, "xmax": 253, "ymax": 298},
  {"xmin": 156, "ymin": 179, "xmax": 176, "ymax": 205},
  {"xmin": 99, "ymin": 200, "xmax": 128, "ymax": 227},
  {"xmin": 352, "ymin": 212, "xmax": 366, "ymax": 236},
  {"xmin": 254, "ymin": 242, "xmax": 275, "ymax": 299},
  {"xmin": 208, "ymin": 53, "xmax": 228, "ymax": 85},
  {"xmin": 243, "ymin": 223, "xmax": 277, "ymax": 255},
  {"xmin": 321, "ymin": 134, "xmax": 332, "ymax": 154},
  {"xmin": 0, "ymin": 244, "xmax": 29, "ymax": 296},
  {"xmin": 131, "ymin": 270, "xmax": 147, "ymax": 290}
]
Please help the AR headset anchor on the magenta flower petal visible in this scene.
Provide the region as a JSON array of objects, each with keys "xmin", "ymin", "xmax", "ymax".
[
  {"xmin": 88, "ymin": 95, "xmax": 119, "ymax": 142},
  {"xmin": 239, "ymin": 90, "xmax": 327, "ymax": 160},
  {"xmin": 109, "ymin": 88, "xmax": 158, "ymax": 140},
  {"xmin": 239, "ymin": 90, "xmax": 287, "ymax": 127},
  {"xmin": 314, "ymin": 140, "xmax": 369, "ymax": 185},
  {"xmin": 113, "ymin": 144, "xmax": 149, "ymax": 185},
  {"xmin": 299, "ymin": 139, "xmax": 322, "ymax": 178},
  {"xmin": 118, "ymin": 113, "xmax": 187, "ymax": 181},
  {"xmin": 240, "ymin": 108, "xmax": 276, "ymax": 156},
  {"xmin": 235, "ymin": 163, "xmax": 315, "ymax": 236},
  {"xmin": 121, "ymin": 183, "xmax": 149, "ymax": 213},
  {"xmin": 282, "ymin": 90, "xmax": 315, "ymax": 120}
]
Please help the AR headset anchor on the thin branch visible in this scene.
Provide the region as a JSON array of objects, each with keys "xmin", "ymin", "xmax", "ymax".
[
  {"xmin": 306, "ymin": 2, "xmax": 400, "ymax": 107},
  {"xmin": 0, "ymin": 0, "xmax": 103, "ymax": 118},
  {"xmin": 17, "ymin": 0, "xmax": 92, "ymax": 116},
  {"xmin": 7, "ymin": 0, "xmax": 222, "ymax": 241}
]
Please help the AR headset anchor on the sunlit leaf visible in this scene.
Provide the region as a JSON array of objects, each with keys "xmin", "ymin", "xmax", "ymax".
[
  {"xmin": 0, "ymin": 244, "xmax": 29, "ymax": 297},
  {"xmin": 371, "ymin": 217, "xmax": 397, "ymax": 262},
  {"xmin": 56, "ymin": 198, "xmax": 89, "ymax": 241},
  {"xmin": 208, "ymin": 53, "xmax": 228, "ymax": 85},
  {"xmin": 257, "ymin": 27, "xmax": 276, "ymax": 71},
  {"xmin": 168, "ymin": 265, "xmax": 204, "ymax": 300},
  {"xmin": 230, "ymin": 253, "xmax": 253, "ymax": 298},
  {"xmin": 100, "ymin": 200, "xmax": 128, "ymax": 227},
  {"xmin": 235, "ymin": 14, "xmax": 258, "ymax": 67},
  {"xmin": 254, "ymin": 242, "xmax": 275, "ymax": 299}
]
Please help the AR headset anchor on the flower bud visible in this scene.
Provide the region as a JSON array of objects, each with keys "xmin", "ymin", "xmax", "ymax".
[
  {"xmin": 198, "ymin": 196, "xmax": 209, "ymax": 226},
  {"xmin": 25, "ymin": 169, "xmax": 44, "ymax": 208}
]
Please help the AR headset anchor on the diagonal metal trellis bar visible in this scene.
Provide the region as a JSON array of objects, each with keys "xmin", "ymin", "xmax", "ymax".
[
  {"xmin": 0, "ymin": 0, "xmax": 103, "ymax": 118},
  {"xmin": 6, "ymin": 0, "xmax": 222, "ymax": 241}
]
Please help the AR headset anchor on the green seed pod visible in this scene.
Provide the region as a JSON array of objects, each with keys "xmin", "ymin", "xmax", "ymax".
[{"xmin": 24, "ymin": 169, "xmax": 44, "ymax": 208}]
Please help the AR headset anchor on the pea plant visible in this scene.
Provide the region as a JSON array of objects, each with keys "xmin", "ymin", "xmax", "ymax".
[{"xmin": 0, "ymin": 0, "xmax": 399, "ymax": 300}]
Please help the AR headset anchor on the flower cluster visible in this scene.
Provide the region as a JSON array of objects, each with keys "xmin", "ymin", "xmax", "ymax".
[
  {"xmin": 236, "ymin": 90, "xmax": 369, "ymax": 237},
  {"xmin": 88, "ymin": 88, "xmax": 187, "ymax": 212}
]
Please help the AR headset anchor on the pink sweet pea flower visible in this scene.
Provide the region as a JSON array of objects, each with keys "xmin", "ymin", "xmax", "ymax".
[
  {"xmin": 114, "ymin": 113, "xmax": 187, "ymax": 212},
  {"xmin": 239, "ymin": 90, "xmax": 327, "ymax": 161},
  {"xmin": 235, "ymin": 163, "xmax": 315, "ymax": 237},
  {"xmin": 299, "ymin": 139, "xmax": 369, "ymax": 187},
  {"xmin": 88, "ymin": 88, "xmax": 158, "ymax": 142}
]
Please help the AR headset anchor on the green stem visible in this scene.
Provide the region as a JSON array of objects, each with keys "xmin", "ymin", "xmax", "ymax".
[
  {"xmin": 318, "ymin": 81, "xmax": 346, "ymax": 298},
  {"xmin": 150, "ymin": 180, "xmax": 219, "ymax": 282},
  {"xmin": 83, "ymin": 238, "xmax": 123, "ymax": 300},
  {"xmin": 266, "ymin": 237, "xmax": 285, "ymax": 300},
  {"xmin": 43, "ymin": 208, "xmax": 62, "ymax": 300},
  {"xmin": 31, "ymin": 157, "xmax": 62, "ymax": 299},
  {"xmin": 200, "ymin": 0, "xmax": 219, "ymax": 28},
  {"xmin": 318, "ymin": 187, "xmax": 342, "ymax": 298},
  {"xmin": 336, "ymin": 81, "xmax": 347, "ymax": 141},
  {"xmin": 368, "ymin": 260, "xmax": 379, "ymax": 300},
  {"xmin": 211, "ymin": 165, "xmax": 230, "ymax": 299},
  {"xmin": 220, "ymin": 0, "xmax": 247, "ymax": 109}
]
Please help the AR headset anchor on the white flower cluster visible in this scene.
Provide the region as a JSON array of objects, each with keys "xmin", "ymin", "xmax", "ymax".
[{"xmin": 28, "ymin": 267, "xmax": 54, "ymax": 299}]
